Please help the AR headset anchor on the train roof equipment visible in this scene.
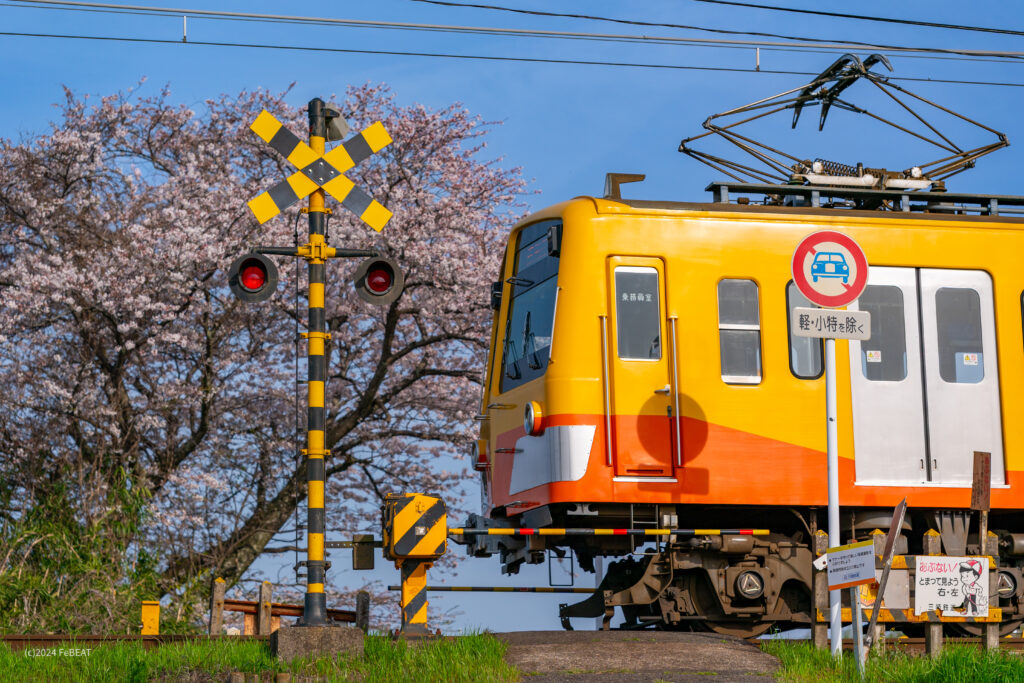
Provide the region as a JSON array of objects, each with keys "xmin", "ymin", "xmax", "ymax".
[{"xmin": 679, "ymin": 53, "xmax": 1009, "ymax": 199}]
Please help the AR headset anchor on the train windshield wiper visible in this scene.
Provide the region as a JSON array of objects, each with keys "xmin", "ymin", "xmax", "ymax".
[
  {"xmin": 503, "ymin": 317, "xmax": 521, "ymax": 379},
  {"xmin": 524, "ymin": 312, "xmax": 542, "ymax": 370}
]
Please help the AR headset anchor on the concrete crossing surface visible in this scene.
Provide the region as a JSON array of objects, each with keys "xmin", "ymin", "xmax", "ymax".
[{"xmin": 494, "ymin": 631, "xmax": 779, "ymax": 682}]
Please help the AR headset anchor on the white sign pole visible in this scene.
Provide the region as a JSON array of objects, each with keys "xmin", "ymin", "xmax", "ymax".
[
  {"xmin": 826, "ymin": 336, "xmax": 842, "ymax": 658},
  {"xmin": 792, "ymin": 230, "xmax": 870, "ymax": 660}
]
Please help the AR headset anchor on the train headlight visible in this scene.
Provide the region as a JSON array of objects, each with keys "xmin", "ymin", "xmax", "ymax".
[
  {"xmin": 524, "ymin": 401, "xmax": 545, "ymax": 436},
  {"xmin": 472, "ymin": 439, "xmax": 489, "ymax": 472}
]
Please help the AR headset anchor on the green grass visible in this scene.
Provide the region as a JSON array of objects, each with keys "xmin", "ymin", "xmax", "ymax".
[
  {"xmin": 763, "ymin": 640, "xmax": 1024, "ymax": 683},
  {"xmin": 0, "ymin": 633, "xmax": 519, "ymax": 683}
]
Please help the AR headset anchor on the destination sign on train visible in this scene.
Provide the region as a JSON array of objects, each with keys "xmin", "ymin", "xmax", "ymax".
[{"xmin": 792, "ymin": 307, "xmax": 871, "ymax": 341}]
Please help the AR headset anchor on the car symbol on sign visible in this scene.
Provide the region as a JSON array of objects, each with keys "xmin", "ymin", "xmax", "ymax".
[{"xmin": 810, "ymin": 252, "xmax": 850, "ymax": 283}]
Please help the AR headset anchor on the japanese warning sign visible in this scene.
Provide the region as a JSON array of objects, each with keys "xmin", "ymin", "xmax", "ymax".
[
  {"xmin": 915, "ymin": 556, "xmax": 990, "ymax": 617},
  {"xmin": 827, "ymin": 540, "xmax": 876, "ymax": 591},
  {"xmin": 792, "ymin": 307, "xmax": 871, "ymax": 340}
]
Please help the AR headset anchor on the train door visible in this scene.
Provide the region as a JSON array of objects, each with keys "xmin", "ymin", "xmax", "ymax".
[
  {"xmin": 919, "ymin": 269, "xmax": 1004, "ymax": 485},
  {"xmin": 606, "ymin": 257, "xmax": 675, "ymax": 478},
  {"xmin": 848, "ymin": 267, "xmax": 1004, "ymax": 486}
]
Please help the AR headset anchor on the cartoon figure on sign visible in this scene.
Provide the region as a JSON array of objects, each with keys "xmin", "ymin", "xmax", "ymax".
[{"xmin": 956, "ymin": 560, "xmax": 988, "ymax": 616}]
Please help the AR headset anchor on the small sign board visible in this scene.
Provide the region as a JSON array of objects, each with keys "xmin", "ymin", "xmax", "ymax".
[
  {"xmin": 791, "ymin": 230, "xmax": 869, "ymax": 308},
  {"xmin": 827, "ymin": 540, "xmax": 876, "ymax": 590},
  {"xmin": 792, "ymin": 307, "xmax": 871, "ymax": 340},
  {"xmin": 971, "ymin": 451, "xmax": 992, "ymax": 511},
  {"xmin": 915, "ymin": 556, "xmax": 990, "ymax": 617}
]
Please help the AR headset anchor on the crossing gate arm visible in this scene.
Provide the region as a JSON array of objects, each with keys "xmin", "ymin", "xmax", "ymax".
[{"xmin": 448, "ymin": 527, "xmax": 770, "ymax": 537}]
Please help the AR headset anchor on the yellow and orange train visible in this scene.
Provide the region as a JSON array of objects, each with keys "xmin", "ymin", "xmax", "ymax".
[{"xmin": 458, "ymin": 178, "xmax": 1024, "ymax": 635}]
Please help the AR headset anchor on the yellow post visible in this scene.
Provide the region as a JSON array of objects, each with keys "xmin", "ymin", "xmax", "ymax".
[
  {"xmin": 399, "ymin": 560, "xmax": 432, "ymax": 635},
  {"xmin": 300, "ymin": 98, "xmax": 331, "ymax": 626},
  {"xmin": 141, "ymin": 600, "xmax": 160, "ymax": 635}
]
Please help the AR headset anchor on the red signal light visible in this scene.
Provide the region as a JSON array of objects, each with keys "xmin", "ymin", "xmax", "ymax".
[
  {"xmin": 366, "ymin": 265, "xmax": 393, "ymax": 294},
  {"xmin": 240, "ymin": 264, "xmax": 267, "ymax": 291},
  {"xmin": 353, "ymin": 257, "xmax": 404, "ymax": 306},
  {"xmin": 228, "ymin": 252, "xmax": 279, "ymax": 303}
]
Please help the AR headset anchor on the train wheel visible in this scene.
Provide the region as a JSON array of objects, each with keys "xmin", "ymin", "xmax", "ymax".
[{"xmin": 683, "ymin": 571, "xmax": 773, "ymax": 638}]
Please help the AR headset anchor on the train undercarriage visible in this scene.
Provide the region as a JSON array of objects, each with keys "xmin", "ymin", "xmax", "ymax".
[{"xmin": 458, "ymin": 503, "xmax": 1024, "ymax": 637}]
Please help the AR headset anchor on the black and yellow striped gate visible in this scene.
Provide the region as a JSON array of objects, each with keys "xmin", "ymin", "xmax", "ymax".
[{"xmin": 382, "ymin": 493, "xmax": 447, "ymax": 635}]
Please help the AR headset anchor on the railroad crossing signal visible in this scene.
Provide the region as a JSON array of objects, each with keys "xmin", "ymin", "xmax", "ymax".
[
  {"xmin": 228, "ymin": 97, "xmax": 404, "ymax": 630},
  {"xmin": 247, "ymin": 109, "xmax": 394, "ymax": 231}
]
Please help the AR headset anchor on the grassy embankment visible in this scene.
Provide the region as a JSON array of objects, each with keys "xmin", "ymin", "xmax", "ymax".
[
  {"xmin": 0, "ymin": 633, "xmax": 519, "ymax": 683},
  {"xmin": 764, "ymin": 640, "xmax": 1024, "ymax": 682}
]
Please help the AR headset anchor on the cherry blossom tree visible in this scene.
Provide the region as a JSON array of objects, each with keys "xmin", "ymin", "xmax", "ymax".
[{"xmin": 0, "ymin": 82, "xmax": 524, "ymax": 631}]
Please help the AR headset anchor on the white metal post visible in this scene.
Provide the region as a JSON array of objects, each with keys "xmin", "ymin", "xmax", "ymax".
[{"xmin": 826, "ymin": 337, "xmax": 842, "ymax": 658}]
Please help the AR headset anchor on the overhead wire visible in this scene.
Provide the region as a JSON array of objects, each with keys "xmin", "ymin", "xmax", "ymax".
[
  {"xmin": 1, "ymin": 1, "xmax": 1021, "ymax": 69},
  {"xmin": 7, "ymin": 0, "xmax": 1024, "ymax": 62},
  {"xmin": 407, "ymin": 0, "xmax": 1024, "ymax": 59},
  {"xmin": 687, "ymin": 0, "xmax": 1024, "ymax": 38},
  {"xmin": 2, "ymin": 29, "xmax": 1024, "ymax": 88}
]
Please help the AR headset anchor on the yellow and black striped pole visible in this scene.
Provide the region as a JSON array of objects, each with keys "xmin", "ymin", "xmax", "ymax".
[
  {"xmin": 300, "ymin": 98, "xmax": 331, "ymax": 627},
  {"xmin": 242, "ymin": 97, "xmax": 397, "ymax": 627}
]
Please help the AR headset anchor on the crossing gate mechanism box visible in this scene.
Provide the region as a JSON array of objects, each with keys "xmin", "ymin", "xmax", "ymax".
[{"xmin": 382, "ymin": 493, "xmax": 447, "ymax": 562}]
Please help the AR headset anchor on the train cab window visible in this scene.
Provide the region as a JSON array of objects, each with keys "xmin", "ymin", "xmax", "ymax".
[
  {"xmin": 614, "ymin": 267, "xmax": 661, "ymax": 360},
  {"xmin": 500, "ymin": 220, "xmax": 561, "ymax": 392},
  {"xmin": 858, "ymin": 285, "xmax": 908, "ymax": 382},
  {"xmin": 786, "ymin": 282, "xmax": 822, "ymax": 378},
  {"xmin": 936, "ymin": 287, "xmax": 984, "ymax": 383},
  {"xmin": 717, "ymin": 279, "xmax": 761, "ymax": 384}
]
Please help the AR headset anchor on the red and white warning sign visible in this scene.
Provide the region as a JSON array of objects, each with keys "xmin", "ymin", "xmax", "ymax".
[{"xmin": 791, "ymin": 230, "xmax": 869, "ymax": 308}]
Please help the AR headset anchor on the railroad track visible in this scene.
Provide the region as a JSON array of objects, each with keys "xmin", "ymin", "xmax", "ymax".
[
  {"xmin": 6, "ymin": 632, "xmax": 1024, "ymax": 654},
  {"xmin": 748, "ymin": 636, "xmax": 1024, "ymax": 652}
]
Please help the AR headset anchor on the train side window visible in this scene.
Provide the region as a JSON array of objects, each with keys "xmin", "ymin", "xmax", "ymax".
[
  {"xmin": 614, "ymin": 267, "xmax": 661, "ymax": 360},
  {"xmin": 717, "ymin": 279, "xmax": 761, "ymax": 384},
  {"xmin": 858, "ymin": 285, "xmax": 908, "ymax": 382},
  {"xmin": 936, "ymin": 287, "xmax": 984, "ymax": 383},
  {"xmin": 500, "ymin": 220, "xmax": 561, "ymax": 392},
  {"xmin": 785, "ymin": 282, "xmax": 822, "ymax": 379}
]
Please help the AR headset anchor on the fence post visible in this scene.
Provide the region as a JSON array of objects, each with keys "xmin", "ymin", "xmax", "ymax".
[
  {"xmin": 243, "ymin": 613, "xmax": 255, "ymax": 636},
  {"xmin": 356, "ymin": 590, "xmax": 370, "ymax": 633},
  {"xmin": 209, "ymin": 577, "xmax": 226, "ymax": 635},
  {"xmin": 257, "ymin": 581, "xmax": 273, "ymax": 636},
  {"xmin": 812, "ymin": 530, "xmax": 829, "ymax": 649},
  {"xmin": 922, "ymin": 530, "xmax": 943, "ymax": 658},
  {"xmin": 984, "ymin": 551, "xmax": 1000, "ymax": 651}
]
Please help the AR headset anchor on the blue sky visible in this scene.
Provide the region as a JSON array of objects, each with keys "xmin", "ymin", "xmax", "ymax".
[{"xmin": 4, "ymin": 0, "xmax": 1024, "ymax": 632}]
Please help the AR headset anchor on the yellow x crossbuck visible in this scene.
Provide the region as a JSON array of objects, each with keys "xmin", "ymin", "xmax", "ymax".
[{"xmin": 246, "ymin": 110, "xmax": 393, "ymax": 231}]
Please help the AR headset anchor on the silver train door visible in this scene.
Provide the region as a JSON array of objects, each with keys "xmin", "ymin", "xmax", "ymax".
[
  {"xmin": 919, "ymin": 269, "xmax": 1004, "ymax": 484},
  {"xmin": 849, "ymin": 267, "xmax": 1004, "ymax": 486}
]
